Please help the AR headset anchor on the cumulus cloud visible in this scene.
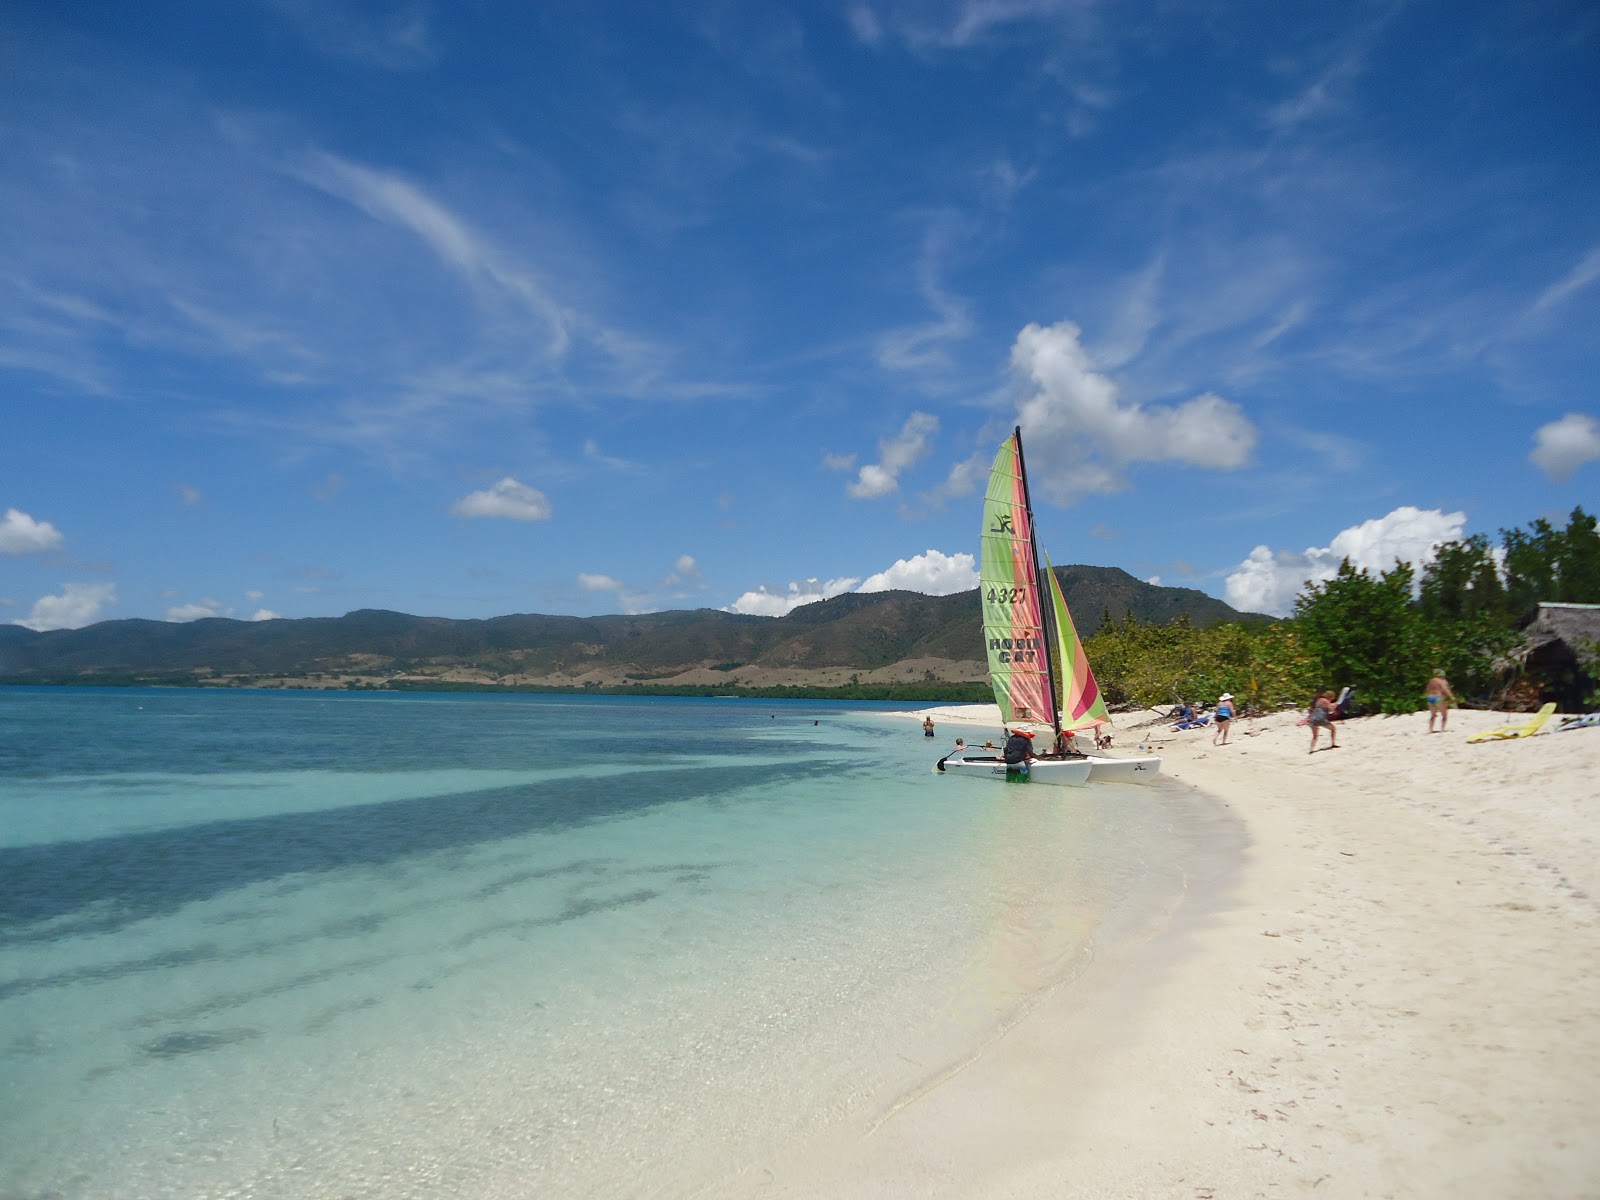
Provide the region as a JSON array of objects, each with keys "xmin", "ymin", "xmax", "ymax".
[
  {"xmin": 727, "ymin": 547, "xmax": 981, "ymax": 616},
  {"xmin": 1529, "ymin": 412, "xmax": 1600, "ymax": 484},
  {"xmin": 662, "ymin": 555, "xmax": 701, "ymax": 588},
  {"xmin": 578, "ymin": 572, "xmax": 623, "ymax": 591},
  {"xmin": 167, "ymin": 598, "xmax": 227, "ymax": 622},
  {"xmin": 15, "ymin": 582, "xmax": 116, "ymax": 631},
  {"xmin": 846, "ymin": 412, "xmax": 938, "ymax": 499},
  {"xmin": 450, "ymin": 477, "xmax": 552, "ymax": 521},
  {"xmin": 1224, "ymin": 506, "xmax": 1468, "ymax": 617},
  {"xmin": 1009, "ymin": 321, "xmax": 1257, "ymax": 503},
  {"xmin": 0, "ymin": 508, "xmax": 64, "ymax": 555},
  {"xmin": 857, "ymin": 549, "xmax": 979, "ymax": 594},
  {"xmin": 251, "ymin": 608, "xmax": 282, "ymax": 621},
  {"xmin": 725, "ymin": 576, "xmax": 861, "ymax": 617}
]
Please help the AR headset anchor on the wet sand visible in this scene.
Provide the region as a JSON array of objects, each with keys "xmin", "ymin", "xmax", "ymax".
[{"xmin": 756, "ymin": 705, "xmax": 1600, "ymax": 1198}]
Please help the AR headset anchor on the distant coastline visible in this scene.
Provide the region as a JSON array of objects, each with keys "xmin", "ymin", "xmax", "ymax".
[{"xmin": 0, "ymin": 673, "xmax": 994, "ymax": 703}]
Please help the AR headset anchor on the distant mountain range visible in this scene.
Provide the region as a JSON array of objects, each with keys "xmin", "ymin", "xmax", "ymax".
[{"xmin": 0, "ymin": 566, "xmax": 1269, "ymax": 687}]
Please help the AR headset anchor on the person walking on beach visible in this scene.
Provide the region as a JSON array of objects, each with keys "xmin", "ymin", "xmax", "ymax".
[
  {"xmin": 1425, "ymin": 671, "xmax": 1457, "ymax": 733},
  {"xmin": 1212, "ymin": 693, "xmax": 1235, "ymax": 746},
  {"xmin": 1307, "ymin": 691, "xmax": 1338, "ymax": 754}
]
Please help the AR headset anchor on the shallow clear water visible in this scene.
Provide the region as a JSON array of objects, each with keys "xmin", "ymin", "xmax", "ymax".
[{"xmin": 0, "ymin": 687, "xmax": 1225, "ymax": 1198}]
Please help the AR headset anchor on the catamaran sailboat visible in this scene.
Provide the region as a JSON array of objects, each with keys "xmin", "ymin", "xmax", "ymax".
[{"xmin": 936, "ymin": 427, "xmax": 1161, "ymax": 786}]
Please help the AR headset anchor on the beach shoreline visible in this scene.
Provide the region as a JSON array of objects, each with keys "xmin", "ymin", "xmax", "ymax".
[{"xmin": 753, "ymin": 704, "xmax": 1600, "ymax": 1197}]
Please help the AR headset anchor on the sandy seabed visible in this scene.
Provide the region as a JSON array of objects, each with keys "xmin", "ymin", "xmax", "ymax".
[{"xmin": 747, "ymin": 704, "xmax": 1600, "ymax": 1199}]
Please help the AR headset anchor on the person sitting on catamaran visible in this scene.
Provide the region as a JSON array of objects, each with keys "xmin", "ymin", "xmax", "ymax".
[
  {"xmin": 1003, "ymin": 729, "xmax": 1036, "ymax": 777},
  {"xmin": 1051, "ymin": 728, "xmax": 1086, "ymax": 758}
]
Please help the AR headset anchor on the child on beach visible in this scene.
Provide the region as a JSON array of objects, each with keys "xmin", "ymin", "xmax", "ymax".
[
  {"xmin": 1307, "ymin": 691, "xmax": 1338, "ymax": 753},
  {"xmin": 1212, "ymin": 693, "xmax": 1235, "ymax": 746},
  {"xmin": 1425, "ymin": 671, "xmax": 1457, "ymax": 733}
]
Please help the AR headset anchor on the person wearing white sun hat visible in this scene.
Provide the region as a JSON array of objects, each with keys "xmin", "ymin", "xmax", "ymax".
[{"xmin": 1212, "ymin": 693, "xmax": 1236, "ymax": 746}]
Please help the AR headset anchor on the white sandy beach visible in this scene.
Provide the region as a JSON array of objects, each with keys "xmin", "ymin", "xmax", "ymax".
[{"xmin": 757, "ymin": 704, "xmax": 1600, "ymax": 1198}]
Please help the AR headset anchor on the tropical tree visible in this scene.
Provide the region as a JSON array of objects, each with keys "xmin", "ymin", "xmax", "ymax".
[{"xmin": 1292, "ymin": 559, "xmax": 1422, "ymax": 712}]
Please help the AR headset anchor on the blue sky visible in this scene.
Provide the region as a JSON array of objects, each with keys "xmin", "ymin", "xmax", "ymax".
[{"xmin": 3, "ymin": 1, "xmax": 1598, "ymax": 631}]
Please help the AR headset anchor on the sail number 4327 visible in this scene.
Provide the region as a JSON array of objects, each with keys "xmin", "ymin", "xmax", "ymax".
[{"xmin": 986, "ymin": 586, "xmax": 1026, "ymax": 604}]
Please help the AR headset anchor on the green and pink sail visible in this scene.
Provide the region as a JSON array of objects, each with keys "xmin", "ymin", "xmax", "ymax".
[{"xmin": 979, "ymin": 430, "xmax": 1110, "ymax": 734}]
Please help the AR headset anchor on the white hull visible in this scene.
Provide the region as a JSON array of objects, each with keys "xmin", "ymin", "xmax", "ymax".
[
  {"xmin": 937, "ymin": 755, "xmax": 1092, "ymax": 785},
  {"xmin": 1082, "ymin": 753, "xmax": 1162, "ymax": 783}
]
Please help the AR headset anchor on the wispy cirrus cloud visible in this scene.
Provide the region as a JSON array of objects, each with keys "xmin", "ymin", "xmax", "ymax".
[
  {"xmin": 848, "ymin": 0, "xmax": 1092, "ymax": 51},
  {"xmin": 873, "ymin": 217, "xmax": 974, "ymax": 375},
  {"xmin": 1529, "ymin": 245, "xmax": 1600, "ymax": 317},
  {"xmin": 296, "ymin": 151, "xmax": 573, "ymax": 357},
  {"xmin": 267, "ymin": 0, "xmax": 437, "ymax": 70}
]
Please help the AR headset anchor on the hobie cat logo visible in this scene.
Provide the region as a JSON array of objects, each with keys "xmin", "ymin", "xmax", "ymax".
[{"xmin": 990, "ymin": 513, "xmax": 1015, "ymax": 535}]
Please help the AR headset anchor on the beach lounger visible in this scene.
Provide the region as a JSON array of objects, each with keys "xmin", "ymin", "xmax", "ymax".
[
  {"xmin": 1555, "ymin": 712, "xmax": 1600, "ymax": 733},
  {"xmin": 1465, "ymin": 702, "xmax": 1558, "ymax": 743}
]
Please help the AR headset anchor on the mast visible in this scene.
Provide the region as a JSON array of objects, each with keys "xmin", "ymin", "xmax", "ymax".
[{"xmin": 1011, "ymin": 425, "xmax": 1063, "ymax": 741}]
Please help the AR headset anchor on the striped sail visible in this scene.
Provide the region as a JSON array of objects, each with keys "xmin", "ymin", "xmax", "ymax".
[
  {"xmin": 1046, "ymin": 552, "xmax": 1111, "ymax": 731},
  {"xmin": 979, "ymin": 435, "xmax": 1057, "ymax": 728}
]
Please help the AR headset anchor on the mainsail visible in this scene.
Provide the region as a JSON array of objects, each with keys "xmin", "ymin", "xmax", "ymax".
[
  {"xmin": 979, "ymin": 432, "xmax": 1058, "ymax": 729},
  {"xmin": 1045, "ymin": 552, "xmax": 1111, "ymax": 731}
]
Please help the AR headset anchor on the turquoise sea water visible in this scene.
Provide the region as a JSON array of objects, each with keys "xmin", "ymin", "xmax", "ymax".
[{"xmin": 0, "ymin": 687, "xmax": 1231, "ymax": 1198}]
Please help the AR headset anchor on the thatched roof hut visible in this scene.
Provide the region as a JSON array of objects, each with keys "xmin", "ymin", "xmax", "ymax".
[{"xmin": 1505, "ymin": 602, "xmax": 1600, "ymax": 709}]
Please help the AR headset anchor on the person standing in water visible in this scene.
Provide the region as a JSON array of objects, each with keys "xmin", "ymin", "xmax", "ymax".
[
  {"xmin": 1425, "ymin": 671, "xmax": 1457, "ymax": 733},
  {"xmin": 922, "ymin": 716, "xmax": 936, "ymax": 738}
]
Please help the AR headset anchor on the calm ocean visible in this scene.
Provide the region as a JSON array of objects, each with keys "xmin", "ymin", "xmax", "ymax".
[{"xmin": 0, "ymin": 687, "xmax": 1231, "ymax": 1198}]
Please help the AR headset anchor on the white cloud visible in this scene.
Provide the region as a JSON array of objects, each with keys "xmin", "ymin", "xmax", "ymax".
[
  {"xmin": 857, "ymin": 549, "xmax": 979, "ymax": 595},
  {"xmin": 246, "ymin": 588, "xmax": 264, "ymax": 601},
  {"xmin": 578, "ymin": 572, "xmax": 623, "ymax": 591},
  {"xmin": 874, "ymin": 222, "xmax": 973, "ymax": 373},
  {"xmin": 727, "ymin": 546, "xmax": 980, "ymax": 615},
  {"xmin": 1010, "ymin": 320, "xmax": 1258, "ymax": 504},
  {"xmin": 822, "ymin": 451, "xmax": 857, "ymax": 472},
  {"xmin": 450, "ymin": 477, "xmax": 552, "ymax": 521},
  {"xmin": 1530, "ymin": 245, "xmax": 1600, "ymax": 316},
  {"xmin": 725, "ymin": 576, "xmax": 860, "ymax": 617},
  {"xmin": 846, "ymin": 412, "xmax": 939, "ymax": 499},
  {"xmin": 299, "ymin": 152, "xmax": 571, "ymax": 355},
  {"xmin": 673, "ymin": 554, "xmax": 698, "ymax": 577},
  {"xmin": 167, "ymin": 598, "xmax": 227, "ymax": 622},
  {"xmin": 16, "ymin": 582, "xmax": 116, "ymax": 631},
  {"xmin": 1529, "ymin": 412, "xmax": 1600, "ymax": 484},
  {"xmin": 1224, "ymin": 506, "xmax": 1468, "ymax": 617},
  {"xmin": 251, "ymin": 608, "xmax": 282, "ymax": 621},
  {"xmin": 847, "ymin": 5, "xmax": 883, "ymax": 45},
  {"xmin": 0, "ymin": 508, "xmax": 64, "ymax": 555},
  {"xmin": 270, "ymin": 0, "xmax": 436, "ymax": 70}
]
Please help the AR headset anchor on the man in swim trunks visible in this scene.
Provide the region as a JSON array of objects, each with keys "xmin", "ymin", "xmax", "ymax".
[{"xmin": 1425, "ymin": 671, "xmax": 1457, "ymax": 733}]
